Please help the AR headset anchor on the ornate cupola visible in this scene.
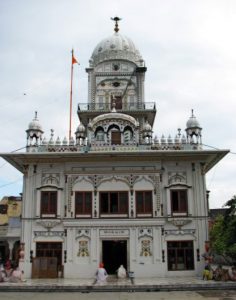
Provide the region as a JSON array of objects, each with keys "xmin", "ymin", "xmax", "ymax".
[
  {"xmin": 77, "ymin": 17, "xmax": 156, "ymax": 148},
  {"xmin": 185, "ymin": 109, "xmax": 202, "ymax": 148},
  {"xmin": 26, "ymin": 111, "xmax": 44, "ymax": 151},
  {"xmin": 85, "ymin": 16, "xmax": 146, "ymax": 113}
]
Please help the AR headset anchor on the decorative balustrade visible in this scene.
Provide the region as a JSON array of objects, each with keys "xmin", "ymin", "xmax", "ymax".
[{"xmin": 29, "ymin": 133, "xmax": 201, "ymax": 153}]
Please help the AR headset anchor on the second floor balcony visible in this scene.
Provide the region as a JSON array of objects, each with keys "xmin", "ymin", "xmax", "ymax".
[
  {"xmin": 77, "ymin": 101, "xmax": 156, "ymax": 112},
  {"xmin": 77, "ymin": 101, "xmax": 156, "ymax": 126}
]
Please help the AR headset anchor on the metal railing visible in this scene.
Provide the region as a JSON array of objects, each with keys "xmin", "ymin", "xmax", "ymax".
[{"xmin": 77, "ymin": 102, "xmax": 156, "ymax": 112}]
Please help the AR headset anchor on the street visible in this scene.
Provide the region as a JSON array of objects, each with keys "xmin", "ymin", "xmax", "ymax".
[{"xmin": 0, "ymin": 290, "xmax": 236, "ymax": 300}]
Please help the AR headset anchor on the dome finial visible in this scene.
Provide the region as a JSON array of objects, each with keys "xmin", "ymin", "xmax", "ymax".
[
  {"xmin": 191, "ymin": 109, "xmax": 194, "ymax": 117},
  {"xmin": 111, "ymin": 16, "xmax": 122, "ymax": 33}
]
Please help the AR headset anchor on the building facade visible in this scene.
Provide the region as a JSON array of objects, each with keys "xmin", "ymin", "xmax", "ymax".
[
  {"xmin": 0, "ymin": 196, "xmax": 22, "ymax": 264},
  {"xmin": 1, "ymin": 21, "xmax": 228, "ymax": 279}
]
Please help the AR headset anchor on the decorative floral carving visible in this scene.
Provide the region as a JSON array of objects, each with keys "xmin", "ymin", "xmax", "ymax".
[
  {"xmin": 138, "ymin": 228, "xmax": 153, "ymax": 238},
  {"xmin": 77, "ymin": 240, "xmax": 89, "ymax": 257},
  {"xmin": 168, "ymin": 218, "xmax": 192, "ymax": 228},
  {"xmin": 42, "ymin": 173, "xmax": 60, "ymax": 186},
  {"xmin": 168, "ymin": 172, "xmax": 186, "ymax": 185},
  {"xmin": 140, "ymin": 240, "xmax": 152, "ymax": 257},
  {"xmin": 36, "ymin": 220, "xmax": 61, "ymax": 230}
]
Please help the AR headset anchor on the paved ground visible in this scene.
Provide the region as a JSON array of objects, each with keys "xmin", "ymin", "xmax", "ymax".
[
  {"xmin": 0, "ymin": 276, "xmax": 235, "ymax": 292},
  {"xmin": 0, "ymin": 290, "xmax": 236, "ymax": 300}
]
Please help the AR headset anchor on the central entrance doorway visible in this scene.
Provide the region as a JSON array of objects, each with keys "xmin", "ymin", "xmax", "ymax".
[{"xmin": 102, "ymin": 240, "xmax": 127, "ymax": 274}]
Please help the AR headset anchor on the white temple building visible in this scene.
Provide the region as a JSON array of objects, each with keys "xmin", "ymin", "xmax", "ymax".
[{"xmin": 0, "ymin": 18, "xmax": 228, "ymax": 279}]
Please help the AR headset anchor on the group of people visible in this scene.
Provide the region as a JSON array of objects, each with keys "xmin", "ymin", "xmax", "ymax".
[
  {"xmin": 203, "ymin": 261, "xmax": 236, "ymax": 281},
  {"xmin": 95, "ymin": 263, "xmax": 127, "ymax": 284},
  {"xmin": 0, "ymin": 260, "xmax": 25, "ymax": 283}
]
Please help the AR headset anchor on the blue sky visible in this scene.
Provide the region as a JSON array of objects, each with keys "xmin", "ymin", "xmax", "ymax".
[{"xmin": 0, "ymin": 0, "xmax": 236, "ymax": 208}]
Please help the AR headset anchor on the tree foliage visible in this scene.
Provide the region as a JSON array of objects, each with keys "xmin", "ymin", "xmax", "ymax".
[{"xmin": 210, "ymin": 195, "xmax": 236, "ymax": 261}]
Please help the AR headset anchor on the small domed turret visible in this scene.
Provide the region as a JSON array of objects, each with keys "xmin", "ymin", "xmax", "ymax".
[
  {"xmin": 185, "ymin": 110, "xmax": 202, "ymax": 147},
  {"xmin": 142, "ymin": 120, "xmax": 152, "ymax": 144},
  {"xmin": 186, "ymin": 110, "xmax": 201, "ymax": 129},
  {"xmin": 143, "ymin": 120, "xmax": 152, "ymax": 132},
  {"xmin": 76, "ymin": 123, "xmax": 86, "ymax": 133},
  {"xmin": 75, "ymin": 123, "xmax": 86, "ymax": 145},
  {"xmin": 28, "ymin": 112, "xmax": 43, "ymax": 131},
  {"xmin": 26, "ymin": 112, "xmax": 44, "ymax": 150}
]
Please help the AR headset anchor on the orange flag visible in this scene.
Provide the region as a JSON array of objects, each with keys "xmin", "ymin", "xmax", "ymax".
[{"xmin": 72, "ymin": 54, "xmax": 79, "ymax": 64}]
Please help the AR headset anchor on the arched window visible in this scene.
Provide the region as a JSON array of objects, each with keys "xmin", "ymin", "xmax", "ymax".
[
  {"xmin": 108, "ymin": 124, "xmax": 121, "ymax": 145},
  {"xmin": 95, "ymin": 127, "xmax": 105, "ymax": 142},
  {"xmin": 124, "ymin": 126, "xmax": 133, "ymax": 144}
]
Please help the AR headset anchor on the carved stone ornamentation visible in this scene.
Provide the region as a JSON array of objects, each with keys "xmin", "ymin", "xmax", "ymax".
[
  {"xmin": 67, "ymin": 176, "xmax": 73, "ymax": 212},
  {"xmin": 168, "ymin": 172, "xmax": 187, "ymax": 186},
  {"xmin": 148, "ymin": 174, "xmax": 161, "ymax": 211},
  {"xmin": 140, "ymin": 240, "xmax": 152, "ymax": 257},
  {"xmin": 77, "ymin": 240, "xmax": 89, "ymax": 257},
  {"xmin": 36, "ymin": 219, "xmax": 61, "ymax": 230},
  {"xmin": 76, "ymin": 229, "xmax": 91, "ymax": 240},
  {"xmin": 138, "ymin": 228, "xmax": 152, "ymax": 239},
  {"xmin": 168, "ymin": 218, "xmax": 192, "ymax": 228},
  {"xmin": 96, "ymin": 175, "xmax": 130, "ymax": 188},
  {"xmin": 42, "ymin": 173, "xmax": 60, "ymax": 186}
]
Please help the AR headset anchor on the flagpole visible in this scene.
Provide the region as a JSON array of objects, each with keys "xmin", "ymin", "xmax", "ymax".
[{"xmin": 69, "ymin": 49, "xmax": 74, "ymax": 140}]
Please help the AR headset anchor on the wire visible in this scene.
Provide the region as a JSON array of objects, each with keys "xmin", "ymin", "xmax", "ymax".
[
  {"xmin": 0, "ymin": 178, "xmax": 22, "ymax": 189},
  {"xmin": 202, "ymin": 143, "xmax": 236, "ymax": 155},
  {"xmin": 0, "ymin": 146, "xmax": 26, "ymax": 169},
  {"xmin": 10, "ymin": 146, "xmax": 26, "ymax": 153}
]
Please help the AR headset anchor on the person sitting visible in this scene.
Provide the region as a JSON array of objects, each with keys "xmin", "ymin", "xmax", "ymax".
[
  {"xmin": 117, "ymin": 265, "xmax": 127, "ymax": 279},
  {"xmin": 213, "ymin": 264, "xmax": 223, "ymax": 281},
  {"xmin": 95, "ymin": 263, "xmax": 108, "ymax": 284},
  {"xmin": 4, "ymin": 259, "xmax": 12, "ymax": 277},
  {"xmin": 0, "ymin": 264, "xmax": 8, "ymax": 282},
  {"xmin": 229, "ymin": 266, "xmax": 236, "ymax": 281},
  {"xmin": 9, "ymin": 265, "xmax": 24, "ymax": 283},
  {"xmin": 0, "ymin": 270, "xmax": 3, "ymax": 283},
  {"xmin": 203, "ymin": 261, "xmax": 213, "ymax": 280}
]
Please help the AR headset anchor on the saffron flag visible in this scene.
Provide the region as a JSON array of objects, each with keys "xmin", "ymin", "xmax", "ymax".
[{"xmin": 72, "ymin": 54, "xmax": 79, "ymax": 64}]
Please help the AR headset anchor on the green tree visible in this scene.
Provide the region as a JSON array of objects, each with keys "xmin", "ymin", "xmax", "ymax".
[
  {"xmin": 210, "ymin": 214, "xmax": 227, "ymax": 255},
  {"xmin": 210, "ymin": 195, "xmax": 236, "ymax": 261},
  {"xmin": 224, "ymin": 195, "xmax": 236, "ymax": 219}
]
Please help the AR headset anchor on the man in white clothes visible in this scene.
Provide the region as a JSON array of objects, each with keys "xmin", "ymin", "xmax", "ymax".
[
  {"xmin": 117, "ymin": 265, "xmax": 127, "ymax": 278},
  {"xmin": 95, "ymin": 262, "xmax": 108, "ymax": 284}
]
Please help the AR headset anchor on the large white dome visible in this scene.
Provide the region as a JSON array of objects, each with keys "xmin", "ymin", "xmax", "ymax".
[{"xmin": 90, "ymin": 32, "xmax": 143, "ymax": 67}]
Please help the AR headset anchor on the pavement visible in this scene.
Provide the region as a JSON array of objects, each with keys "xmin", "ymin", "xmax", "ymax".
[{"xmin": 0, "ymin": 276, "xmax": 235, "ymax": 292}]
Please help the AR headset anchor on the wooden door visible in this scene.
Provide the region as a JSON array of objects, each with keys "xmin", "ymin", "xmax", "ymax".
[
  {"xmin": 32, "ymin": 257, "xmax": 58, "ymax": 278},
  {"xmin": 111, "ymin": 131, "xmax": 121, "ymax": 145}
]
